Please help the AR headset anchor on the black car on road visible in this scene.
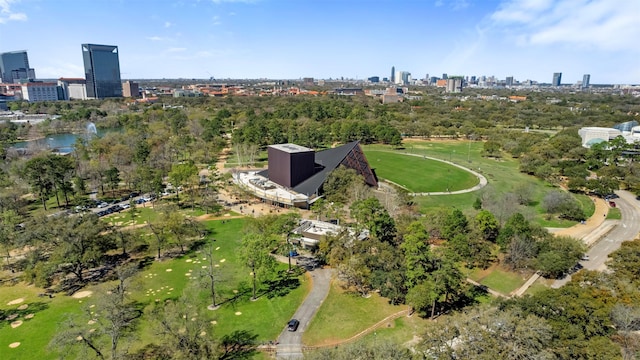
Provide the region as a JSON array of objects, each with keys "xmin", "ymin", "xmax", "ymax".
[{"xmin": 287, "ymin": 319, "xmax": 299, "ymax": 332}]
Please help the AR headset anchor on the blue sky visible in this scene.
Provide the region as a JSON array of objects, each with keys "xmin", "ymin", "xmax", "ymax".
[{"xmin": 0, "ymin": 0, "xmax": 638, "ymax": 84}]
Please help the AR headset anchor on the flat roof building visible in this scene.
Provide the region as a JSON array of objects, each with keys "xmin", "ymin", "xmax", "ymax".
[{"xmin": 0, "ymin": 50, "xmax": 35, "ymax": 83}]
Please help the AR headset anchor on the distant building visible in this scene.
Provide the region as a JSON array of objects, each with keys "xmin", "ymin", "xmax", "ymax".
[
  {"xmin": 21, "ymin": 82, "xmax": 58, "ymax": 102},
  {"xmin": 0, "ymin": 50, "xmax": 36, "ymax": 83},
  {"xmin": 446, "ymin": 77, "xmax": 463, "ymax": 93},
  {"xmin": 333, "ymin": 88, "xmax": 363, "ymax": 96},
  {"xmin": 390, "ymin": 66, "xmax": 395, "ymax": 83},
  {"xmin": 368, "ymin": 76, "xmax": 379, "ymax": 83},
  {"xmin": 442, "ymin": 73, "xmax": 448, "ymax": 80},
  {"xmin": 122, "ymin": 80, "xmax": 139, "ymax": 98},
  {"xmin": 303, "ymin": 77, "xmax": 314, "ymax": 87},
  {"xmin": 505, "ymin": 76, "xmax": 514, "ymax": 87},
  {"xmin": 552, "ymin": 72, "xmax": 562, "ymax": 86},
  {"xmin": 82, "ymin": 44, "xmax": 122, "ymax": 99},
  {"xmin": 582, "ymin": 74, "xmax": 590, "ymax": 88},
  {"xmin": 58, "ymin": 78, "xmax": 87, "ymax": 100}
]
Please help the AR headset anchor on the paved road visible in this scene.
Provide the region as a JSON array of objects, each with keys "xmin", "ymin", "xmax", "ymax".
[
  {"xmin": 276, "ymin": 268, "xmax": 332, "ymax": 359},
  {"xmin": 553, "ymin": 190, "xmax": 640, "ymax": 288}
]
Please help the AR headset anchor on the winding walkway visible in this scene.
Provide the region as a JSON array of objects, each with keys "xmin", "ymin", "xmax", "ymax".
[{"xmin": 375, "ymin": 151, "xmax": 488, "ymax": 196}]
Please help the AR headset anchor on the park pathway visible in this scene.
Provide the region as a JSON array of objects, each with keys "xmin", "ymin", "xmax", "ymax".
[{"xmin": 275, "ymin": 268, "xmax": 333, "ymax": 359}]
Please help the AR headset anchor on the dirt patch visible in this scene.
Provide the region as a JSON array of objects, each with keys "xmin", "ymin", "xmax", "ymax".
[
  {"xmin": 72, "ymin": 290, "xmax": 93, "ymax": 299},
  {"xmin": 7, "ymin": 298, "xmax": 24, "ymax": 306},
  {"xmin": 10, "ymin": 320, "xmax": 23, "ymax": 328},
  {"xmin": 9, "ymin": 342, "xmax": 20, "ymax": 348},
  {"xmin": 17, "ymin": 304, "xmax": 28, "ymax": 310}
]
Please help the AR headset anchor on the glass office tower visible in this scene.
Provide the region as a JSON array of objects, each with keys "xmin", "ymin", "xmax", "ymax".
[
  {"xmin": 0, "ymin": 50, "xmax": 35, "ymax": 83},
  {"xmin": 82, "ymin": 44, "xmax": 122, "ymax": 98}
]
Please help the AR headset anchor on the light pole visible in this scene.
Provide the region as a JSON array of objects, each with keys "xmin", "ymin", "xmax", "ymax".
[{"xmin": 287, "ymin": 235, "xmax": 292, "ymax": 272}]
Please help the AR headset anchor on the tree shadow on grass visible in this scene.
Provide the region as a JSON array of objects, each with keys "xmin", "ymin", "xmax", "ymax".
[
  {"xmin": 219, "ymin": 329, "xmax": 259, "ymax": 360},
  {"xmin": 261, "ymin": 269, "xmax": 302, "ymax": 299},
  {"xmin": 0, "ymin": 301, "xmax": 49, "ymax": 329}
]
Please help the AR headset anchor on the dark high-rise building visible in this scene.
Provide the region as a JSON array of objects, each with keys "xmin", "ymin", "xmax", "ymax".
[
  {"xmin": 0, "ymin": 50, "xmax": 35, "ymax": 83},
  {"xmin": 368, "ymin": 76, "xmax": 379, "ymax": 83},
  {"xmin": 442, "ymin": 73, "xmax": 448, "ymax": 80},
  {"xmin": 82, "ymin": 44, "xmax": 122, "ymax": 99},
  {"xmin": 552, "ymin": 72, "xmax": 562, "ymax": 86},
  {"xmin": 582, "ymin": 74, "xmax": 590, "ymax": 88},
  {"xmin": 390, "ymin": 66, "xmax": 395, "ymax": 83},
  {"xmin": 506, "ymin": 76, "xmax": 514, "ymax": 86}
]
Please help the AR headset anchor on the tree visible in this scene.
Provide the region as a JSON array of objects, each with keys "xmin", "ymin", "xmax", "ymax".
[
  {"xmin": 401, "ymin": 221, "xmax": 432, "ymax": 287},
  {"xmin": 23, "ymin": 156, "xmax": 54, "ymax": 210},
  {"xmin": 441, "ymin": 208, "xmax": 468, "ymax": 240},
  {"xmin": 536, "ymin": 235, "xmax": 585, "ymax": 278},
  {"xmin": 608, "ymin": 238, "xmax": 640, "ymax": 282},
  {"xmin": 473, "ymin": 210, "xmax": 499, "ymax": 242},
  {"xmin": 47, "ymin": 214, "xmax": 116, "ymax": 282},
  {"xmin": 350, "ymin": 197, "xmax": 397, "ymax": 244},
  {"xmin": 49, "ymin": 264, "xmax": 140, "ymax": 360},
  {"xmin": 239, "ymin": 233, "xmax": 277, "ymax": 300},
  {"xmin": 168, "ymin": 162, "xmax": 198, "ymax": 202},
  {"xmin": 150, "ymin": 286, "xmax": 220, "ymax": 360}
]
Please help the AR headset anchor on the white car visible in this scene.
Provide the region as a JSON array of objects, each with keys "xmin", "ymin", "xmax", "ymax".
[
  {"xmin": 97, "ymin": 202, "xmax": 109, "ymax": 208},
  {"xmin": 119, "ymin": 203, "xmax": 131, "ymax": 210}
]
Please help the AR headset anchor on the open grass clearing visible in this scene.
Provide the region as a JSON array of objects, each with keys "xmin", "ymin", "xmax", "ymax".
[
  {"xmin": 606, "ymin": 207, "xmax": 621, "ymax": 220},
  {"xmin": 367, "ymin": 141, "xmax": 588, "ymax": 228},
  {"xmin": 468, "ymin": 266, "xmax": 528, "ymax": 295},
  {"xmin": 363, "ymin": 150, "xmax": 478, "ymax": 193},
  {"xmin": 1, "ymin": 218, "xmax": 311, "ymax": 359},
  {"xmin": 303, "ymin": 282, "xmax": 409, "ymax": 346}
]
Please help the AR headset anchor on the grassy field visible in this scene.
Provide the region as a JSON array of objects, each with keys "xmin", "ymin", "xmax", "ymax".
[
  {"xmin": 303, "ymin": 283, "xmax": 410, "ymax": 346},
  {"xmin": 0, "ymin": 218, "xmax": 309, "ymax": 359},
  {"xmin": 365, "ymin": 141, "xmax": 590, "ymax": 228},
  {"xmin": 468, "ymin": 266, "xmax": 529, "ymax": 296},
  {"xmin": 364, "ymin": 150, "xmax": 478, "ymax": 192},
  {"xmin": 607, "ymin": 207, "xmax": 622, "ymax": 220}
]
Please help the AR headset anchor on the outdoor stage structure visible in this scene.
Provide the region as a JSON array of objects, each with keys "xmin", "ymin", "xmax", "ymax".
[{"xmin": 233, "ymin": 141, "xmax": 378, "ymax": 209}]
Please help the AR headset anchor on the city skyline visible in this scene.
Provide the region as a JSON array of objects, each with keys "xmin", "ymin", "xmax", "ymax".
[{"xmin": 0, "ymin": 0, "xmax": 639, "ymax": 84}]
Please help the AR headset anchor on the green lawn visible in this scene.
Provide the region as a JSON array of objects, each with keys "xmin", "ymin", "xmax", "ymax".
[
  {"xmin": 303, "ymin": 283, "xmax": 409, "ymax": 346},
  {"xmin": 473, "ymin": 268, "xmax": 527, "ymax": 295},
  {"xmin": 363, "ymin": 150, "xmax": 478, "ymax": 192},
  {"xmin": 366, "ymin": 141, "xmax": 588, "ymax": 228},
  {"xmin": 1, "ymin": 218, "xmax": 311, "ymax": 359},
  {"xmin": 607, "ymin": 207, "xmax": 621, "ymax": 220}
]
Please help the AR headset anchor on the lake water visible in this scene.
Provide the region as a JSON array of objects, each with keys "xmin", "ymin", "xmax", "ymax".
[{"xmin": 13, "ymin": 130, "xmax": 109, "ymax": 154}]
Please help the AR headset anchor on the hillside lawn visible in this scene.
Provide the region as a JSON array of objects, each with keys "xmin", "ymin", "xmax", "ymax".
[{"xmin": 363, "ymin": 150, "xmax": 478, "ymax": 193}]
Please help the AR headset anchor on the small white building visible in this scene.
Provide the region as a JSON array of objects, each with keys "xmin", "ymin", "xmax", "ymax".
[{"xmin": 21, "ymin": 82, "xmax": 58, "ymax": 102}]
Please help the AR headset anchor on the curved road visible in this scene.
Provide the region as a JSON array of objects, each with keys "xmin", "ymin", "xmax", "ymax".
[
  {"xmin": 552, "ymin": 190, "xmax": 640, "ymax": 288},
  {"xmin": 375, "ymin": 151, "xmax": 488, "ymax": 196},
  {"xmin": 276, "ymin": 268, "xmax": 332, "ymax": 359}
]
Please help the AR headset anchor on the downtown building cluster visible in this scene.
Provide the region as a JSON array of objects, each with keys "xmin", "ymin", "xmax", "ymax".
[
  {"xmin": 0, "ymin": 45, "xmax": 140, "ymax": 109},
  {"xmin": 367, "ymin": 66, "xmax": 593, "ymax": 93}
]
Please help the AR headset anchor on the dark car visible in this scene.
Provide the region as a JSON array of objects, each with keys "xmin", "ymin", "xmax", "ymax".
[{"xmin": 287, "ymin": 319, "xmax": 299, "ymax": 332}]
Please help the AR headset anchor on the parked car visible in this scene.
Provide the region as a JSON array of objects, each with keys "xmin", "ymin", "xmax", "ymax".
[
  {"xmin": 287, "ymin": 319, "xmax": 299, "ymax": 332},
  {"xmin": 97, "ymin": 202, "xmax": 109, "ymax": 208},
  {"xmin": 609, "ymin": 201, "xmax": 616, "ymax": 208},
  {"xmin": 119, "ymin": 203, "xmax": 130, "ymax": 210}
]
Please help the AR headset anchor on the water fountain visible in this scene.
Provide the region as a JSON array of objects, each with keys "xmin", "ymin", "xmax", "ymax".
[{"xmin": 86, "ymin": 122, "xmax": 98, "ymax": 139}]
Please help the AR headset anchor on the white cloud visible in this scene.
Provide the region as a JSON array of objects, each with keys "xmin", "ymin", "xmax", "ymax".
[
  {"xmin": 212, "ymin": 15, "xmax": 221, "ymax": 25},
  {"xmin": 0, "ymin": 0, "xmax": 27, "ymax": 24},
  {"xmin": 147, "ymin": 36, "xmax": 169, "ymax": 41},
  {"xmin": 166, "ymin": 47, "xmax": 187, "ymax": 52},
  {"xmin": 490, "ymin": 0, "xmax": 640, "ymax": 52},
  {"xmin": 164, "ymin": 21, "xmax": 172, "ymax": 28}
]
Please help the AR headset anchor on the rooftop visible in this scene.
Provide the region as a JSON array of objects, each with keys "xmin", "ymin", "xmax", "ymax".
[{"xmin": 269, "ymin": 143, "xmax": 313, "ymax": 153}]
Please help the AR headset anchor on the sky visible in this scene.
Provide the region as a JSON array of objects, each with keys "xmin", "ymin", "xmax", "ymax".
[{"xmin": 0, "ymin": 0, "xmax": 638, "ymax": 84}]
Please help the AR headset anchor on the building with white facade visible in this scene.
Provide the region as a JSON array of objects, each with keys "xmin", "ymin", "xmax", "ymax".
[
  {"xmin": 58, "ymin": 78, "xmax": 87, "ymax": 100},
  {"xmin": 21, "ymin": 82, "xmax": 58, "ymax": 102},
  {"xmin": 578, "ymin": 121, "xmax": 640, "ymax": 147}
]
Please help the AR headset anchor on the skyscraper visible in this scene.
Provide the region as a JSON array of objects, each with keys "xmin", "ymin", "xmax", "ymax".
[
  {"xmin": 82, "ymin": 44, "xmax": 122, "ymax": 99},
  {"xmin": 582, "ymin": 74, "xmax": 590, "ymax": 88},
  {"xmin": 0, "ymin": 50, "xmax": 36, "ymax": 83},
  {"xmin": 505, "ymin": 76, "xmax": 514, "ymax": 87},
  {"xmin": 552, "ymin": 72, "xmax": 562, "ymax": 86},
  {"xmin": 390, "ymin": 66, "xmax": 395, "ymax": 83}
]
